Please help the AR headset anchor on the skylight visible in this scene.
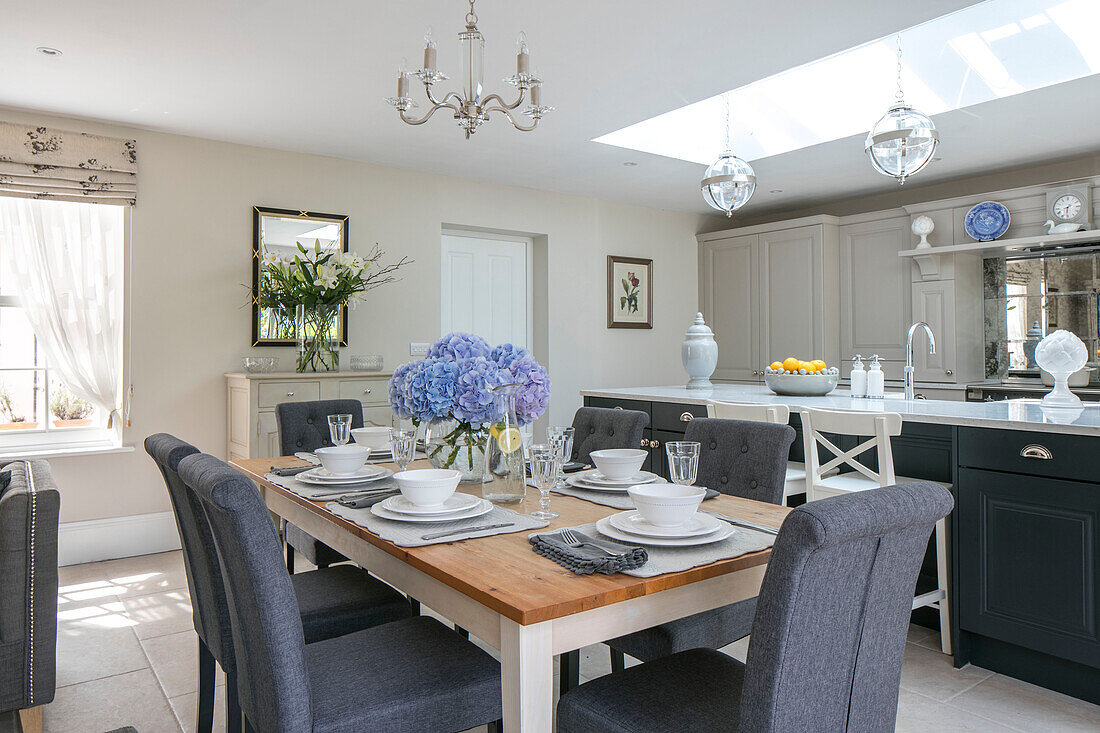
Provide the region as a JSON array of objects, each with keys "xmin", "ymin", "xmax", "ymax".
[{"xmin": 594, "ymin": 0, "xmax": 1100, "ymax": 165}]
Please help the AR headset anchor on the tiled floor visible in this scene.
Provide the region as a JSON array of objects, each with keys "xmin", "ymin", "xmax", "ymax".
[{"xmin": 3, "ymin": 550, "xmax": 1098, "ymax": 732}]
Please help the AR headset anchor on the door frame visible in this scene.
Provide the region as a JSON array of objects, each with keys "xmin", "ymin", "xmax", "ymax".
[{"xmin": 441, "ymin": 228, "xmax": 535, "ymax": 349}]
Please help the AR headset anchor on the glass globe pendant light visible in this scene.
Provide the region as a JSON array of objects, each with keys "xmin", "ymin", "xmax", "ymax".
[
  {"xmin": 701, "ymin": 94, "xmax": 756, "ymax": 217},
  {"xmin": 866, "ymin": 34, "xmax": 938, "ymax": 185}
]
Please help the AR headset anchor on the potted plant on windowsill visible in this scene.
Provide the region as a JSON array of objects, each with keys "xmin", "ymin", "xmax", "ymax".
[
  {"xmin": 50, "ymin": 386, "xmax": 94, "ymax": 427},
  {"xmin": 0, "ymin": 383, "xmax": 36, "ymax": 431},
  {"xmin": 258, "ymin": 241, "xmax": 410, "ymax": 372}
]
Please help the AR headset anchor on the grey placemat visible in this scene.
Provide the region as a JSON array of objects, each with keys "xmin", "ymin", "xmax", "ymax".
[
  {"xmin": 531, "ymin": 521, "xmax": 775, "ymax": 578},
  {"xmin": 265, "ymin": 472, "xmax": 397, "ymax": 501},
  {"xmin": 326, "ymin": 501, "xmax": 549, "ymax": 547}
]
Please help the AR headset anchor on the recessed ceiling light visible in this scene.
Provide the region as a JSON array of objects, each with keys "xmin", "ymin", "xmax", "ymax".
[
  {"xmin": 623, "ymin": 161, "xmax": 638, "ymax": 167},
  {"xmin": 769, "ymin": 189, "xmax": 783, "ymax": 194},
  {"xmin": 35, "ymin": 46, "xmax": 62, "ymax": 57}
]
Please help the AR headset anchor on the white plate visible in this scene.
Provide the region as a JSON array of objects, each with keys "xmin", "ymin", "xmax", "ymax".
[
  {"xmin": 565, "ymin": 474, "xmax": 632, "ymax": 493},
  {"xmin": 369, "ymin": 498, "xmax": 493, "ymax": 523},
  {"xmin": 595, "ymin": 516, "xmax": 735, "ymax": 547},
  {"xmin": 578, "ymin": 469, "xmax": 659, "ymax": 487},
  {"xmin": 296, "ymin": 466, "xmax": 391, "ymax": 485},
  {"xmin": 379, "ymin": 493, "xmax": 481, "ymax": 516},
  {"xmin": 608, "ymin": 510, "xmax": 723, "ymax": 538}
]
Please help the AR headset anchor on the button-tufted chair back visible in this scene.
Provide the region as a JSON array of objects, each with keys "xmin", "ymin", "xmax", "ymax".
[
  {"xmin": 685, "ymin": 417, "xmax": 795, "ymax": 503},
  {"xmin": 276, "ymin": 399, "xmax": 364, "ymax": 455},
  {"xmin": 569, "ymin": 407, "xmax": 649, "ymax": 463}
]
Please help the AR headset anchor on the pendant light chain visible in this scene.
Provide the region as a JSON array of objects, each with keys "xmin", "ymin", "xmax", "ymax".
[
  {"xmin": 724, "ymin": 93, "xmax": 732, "ymax": 153},
  {"xmin": 895, "ymin": 33, "xmax": 905, "ymax": 104}
]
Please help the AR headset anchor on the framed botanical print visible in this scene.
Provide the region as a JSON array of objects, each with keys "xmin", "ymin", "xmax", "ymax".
[{"xmin": 607, "ymin": 255, "xmax": 653, "ymax": 329}]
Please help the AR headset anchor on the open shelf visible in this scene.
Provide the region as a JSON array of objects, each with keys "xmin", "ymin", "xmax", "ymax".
[{"xmin": 899, "ymin": 228, "xmax": 1100, "ymax": 259}]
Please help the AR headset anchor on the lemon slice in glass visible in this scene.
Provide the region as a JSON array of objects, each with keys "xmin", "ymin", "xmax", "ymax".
[{"xmin": 496, "ymin": 427, "xmax": 523, "ymax": 454}]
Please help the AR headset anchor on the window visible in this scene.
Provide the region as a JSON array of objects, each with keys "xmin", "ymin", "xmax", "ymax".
[{"xmin": 0, "ymin": 199, "xmax": 124, "ymax": 454}]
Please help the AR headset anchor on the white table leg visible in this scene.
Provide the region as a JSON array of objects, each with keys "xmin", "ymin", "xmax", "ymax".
[{"xmin": 500, "ymin": 617, "xmax": 554, "ymax": 733}]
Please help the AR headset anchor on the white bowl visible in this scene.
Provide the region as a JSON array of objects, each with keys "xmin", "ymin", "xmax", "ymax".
[
  {"xmin": 314, "ymin": 445, "xmax": 370, "ymax": 476},
  {"xmin": 352, "ymin": 426, "xmax": 391, "ymax": 451},
  {"xmin": 393, "ymin": 469, "xmax": 461, "ymax": 507},
  {"xmin": 590, "ymin": 449, "xmax": 648, "ymax": 480},
  {"xmin": 763, "ymin": 372, "xmax": 839, "ymax": 396},
  {"xmin": 628, "ymin": 483, "xmax": 706, "ymax": 527}
]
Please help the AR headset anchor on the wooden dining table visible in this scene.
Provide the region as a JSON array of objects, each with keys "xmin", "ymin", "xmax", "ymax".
[{"xmin": 232, "ymin": 456, "xmax": 791, "ymax": 733}]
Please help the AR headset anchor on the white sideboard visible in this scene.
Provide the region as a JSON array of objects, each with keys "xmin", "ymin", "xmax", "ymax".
[{"xmin": 225, "ymin": 371, "xmax": 394, "ymax": 461}]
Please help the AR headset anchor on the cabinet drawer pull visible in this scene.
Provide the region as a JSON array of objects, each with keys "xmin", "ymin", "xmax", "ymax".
[
  {"xmin": 1020, "ymin": 444, "xmax": 1052, "ymax": 460},
  {"xmin": 286, "ymin": 391, "xmax": 294, "ymax": 397},
  {"xmin": 640, "ymin": 438, "xmax": 650, "ymax": 448},
  {"xmin": 649, "ymin": 439, "xmax": 660, "ymax": 449},
  {"xmin": 614, "ymin": 406, "xmax": 623, "ymax": 410},
  {"xmin": 680, "ymin": 412, "xmax": 695, "ymax": 422},
  {"xmin": 363, "ymin": 388, "xmax": 372, "ymax": 394}
]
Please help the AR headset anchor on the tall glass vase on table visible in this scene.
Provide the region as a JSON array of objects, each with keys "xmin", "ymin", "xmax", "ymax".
[{"xmin": 483, "ymin": 383, "xmax": 527, "ymax": 504}]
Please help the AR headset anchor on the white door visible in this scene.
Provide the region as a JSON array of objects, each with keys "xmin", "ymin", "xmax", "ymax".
[{"xmin": 441, "ymin": 232, "xmax": 532, "ymax": 348}]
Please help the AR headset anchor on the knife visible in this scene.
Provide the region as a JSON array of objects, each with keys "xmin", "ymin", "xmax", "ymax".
[
  {"xmin": 421, "ymin": 522, "xmax": 514, "ymax": 541},
  {"xmin": 703, "ymin": 512, "xmax": 780, "ymax": 535}
]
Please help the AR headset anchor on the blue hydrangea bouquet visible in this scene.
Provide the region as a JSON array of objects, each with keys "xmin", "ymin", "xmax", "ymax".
[{"xmin": 388, "ymin": 332, "xmax": 551, "ymax": 481}]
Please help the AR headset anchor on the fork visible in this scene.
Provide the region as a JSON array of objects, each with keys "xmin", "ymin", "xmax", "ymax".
[{"xmin": 559, "ymin": 528, "xmax": 632, "ymax": 557}]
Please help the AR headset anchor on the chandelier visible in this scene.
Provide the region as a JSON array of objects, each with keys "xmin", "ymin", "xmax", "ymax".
[
  {"xmin": 865, "ymin": 34, "xmax": 938, "ymax": 185},
  {"xmin": 701, "ymin": 94, "xmax": 756, "ymax": 217},
  {"xmin": 385, "ymin": 0, "xmax": 552, "ymax": 138}
]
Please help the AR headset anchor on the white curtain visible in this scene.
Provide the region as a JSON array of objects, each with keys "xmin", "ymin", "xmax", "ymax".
[{"xmin": 0, "ymin": 197, "xmax": 125, "ymax": 426}]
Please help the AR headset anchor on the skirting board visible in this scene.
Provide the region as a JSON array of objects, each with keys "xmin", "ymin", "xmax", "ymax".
[{"xmin": 59, "ymin": 511, "xmax": 181, "ymax": 566}]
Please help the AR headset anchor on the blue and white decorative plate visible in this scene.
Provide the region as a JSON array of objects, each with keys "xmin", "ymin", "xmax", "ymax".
[{"xmin": 964, "ymin": 201, "xmax": 1010, "ymax": 242}]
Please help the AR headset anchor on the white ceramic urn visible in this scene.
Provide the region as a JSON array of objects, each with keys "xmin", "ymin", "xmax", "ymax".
[{"xmin": 682, "ymin": 313, "xmax": 718, "ymax": 390}]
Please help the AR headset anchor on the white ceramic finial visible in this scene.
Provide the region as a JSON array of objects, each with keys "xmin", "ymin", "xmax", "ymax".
[
  {"xmin": 1035, "ymin": 330, "xmax": 1088, "ymax": 408},
  {"xmin": 911, "ymin": 215, "xmax": 935, "ymax": 249}
]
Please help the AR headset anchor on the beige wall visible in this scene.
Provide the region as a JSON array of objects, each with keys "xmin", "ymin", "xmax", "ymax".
[{"xmin": 0, "ymin": 108, "xmax": 705, "ymax": 524}]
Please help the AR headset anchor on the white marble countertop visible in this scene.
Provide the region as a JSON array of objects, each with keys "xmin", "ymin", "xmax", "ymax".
[{"xmin": 580, "ymin": 384, "xmax": 1100, "ymax": 437}]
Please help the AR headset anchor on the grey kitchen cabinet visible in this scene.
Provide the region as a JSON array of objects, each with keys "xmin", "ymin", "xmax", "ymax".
[
  {"xmin": 912, "ymin": 279, "xmax": 957, "ymax": 382},
  {"xmin": 839, "ymin": 215, "xmax": 913, "ymax": 362},
  {"xmin": 699, "ymin": 216, "xmax": 839, "ymax": 380}
]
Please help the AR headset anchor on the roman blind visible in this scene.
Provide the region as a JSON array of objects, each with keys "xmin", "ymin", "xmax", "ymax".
[{"xmin": 0, "ymin": 121, "xmax": 137, "ymax": 206}]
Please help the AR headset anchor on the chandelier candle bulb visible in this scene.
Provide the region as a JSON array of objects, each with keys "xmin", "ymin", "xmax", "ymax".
[
  {"xmin": 423, "ymin": 29, "xmax": 437, "ymax": 71},
  {"xmin": 530, "ymin": 83, "xmax": 541, "ymax": 106},
  {"xmin": 397, "ymin": 62, "xmax": 410, "ymax": 99},
  {"xmin": 517, "ymin": 32, "xmax": 530, "ymax": 76}
]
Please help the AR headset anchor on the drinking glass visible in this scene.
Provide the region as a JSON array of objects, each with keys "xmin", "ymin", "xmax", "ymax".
[
  {"xmin": 547, "ymin": 426, "xmax": 575, "ymax": 486},
  {"xmin": 665, "ymin": 441, "xmax": 701, "ymax": 486},
  {"xmin": 327, "ymin": 414, "xmax": 353, "ymax": 446},
  {"xmin": 390, "ymin": 427, "xmax": 417, "ymax": 472},
  {"xmin": 528, "ymin": 444, "xmax": 559, "ymax": 520}
]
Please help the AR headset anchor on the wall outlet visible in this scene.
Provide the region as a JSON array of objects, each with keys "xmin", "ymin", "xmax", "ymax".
[{"xmin": 410, "ymin": 342, "xmax": 430, "ymax": 356}]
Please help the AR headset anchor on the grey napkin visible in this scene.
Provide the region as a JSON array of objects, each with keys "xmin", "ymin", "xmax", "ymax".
[
  {"xmin": 529, "ymin": 529, "xmax": 648, "ymax": 575},
  {"xmin": 271, "ymin": 465, "xmax": 312, "ymax": 477},
  {"xmin": 335, "ymin": 490, "xmax": 399, "ymax": 509}
]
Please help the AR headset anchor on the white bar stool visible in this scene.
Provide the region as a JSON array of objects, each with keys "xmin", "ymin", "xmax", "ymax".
[
  {"xmin": 799, "ymin": 406, "xmax": 952, "ymax": 654},
  {"xmin": 706, "ymin": 400, "xmax": 815, "ymax": 506}
]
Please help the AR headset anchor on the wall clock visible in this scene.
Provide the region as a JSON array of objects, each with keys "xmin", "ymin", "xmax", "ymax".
[{"xmin": 1045, "ymin": 185, "xmax": 1092, "ymax": 228}]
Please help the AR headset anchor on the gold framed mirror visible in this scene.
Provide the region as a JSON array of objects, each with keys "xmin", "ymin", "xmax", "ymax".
[{"xmin": 251, "ymin": 206, "xmax": 350, "ymax": 347}]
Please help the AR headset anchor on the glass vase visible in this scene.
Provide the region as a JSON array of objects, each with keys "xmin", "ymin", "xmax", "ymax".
[
  {"xmin": 482, "ymin": 383, "xmax": 527, "ymax": 505},
  {"xmin": 425, "ymin": 417, "xmax": 489, "ymax": 483},
  {"xmin": 295, "ymin": 303, "xmax": 340, "ymax": 372}
]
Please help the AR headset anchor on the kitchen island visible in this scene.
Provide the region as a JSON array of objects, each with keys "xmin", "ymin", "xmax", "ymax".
[{"xmin": 581, "ymin": 383, "xmax": 1100, "ymax": 704}]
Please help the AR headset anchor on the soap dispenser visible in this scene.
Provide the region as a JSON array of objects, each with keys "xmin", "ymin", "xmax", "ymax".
[
  {"xmin": 867, "ymin": 354, "xmax": 885, "ymax": 398},
  {"xmin": 850, "ymin": 355, "xmax": 867, "ymax": 398}
]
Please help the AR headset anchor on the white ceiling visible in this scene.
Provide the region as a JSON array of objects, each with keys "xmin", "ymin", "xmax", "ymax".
[{"xmin": 4, "ymin": 0, "xmax": 1096, "ymax": 217}]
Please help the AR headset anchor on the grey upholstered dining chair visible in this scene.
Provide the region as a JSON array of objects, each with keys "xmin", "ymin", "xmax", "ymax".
[
  {"xmin": 558, "ymin": 405, "xmax": 650, "ymax": 693},
  {"xmin": 276, "ymin": 399, "xmax": 364, "ymax": 573},
  {"xmin": 557, "ymin": 481, "xmax": 955, "ymax": 733},
  {"xmin": 569, "ymin": 406, "xmax": 649, "ymax": 463},
  {"xmin": 177, "ymin": 450, "xmax": 503, "ymax": 733},
  {"xmin": 603, "ymin": 418, "xmax": 794, "ymax": 678},
  {"xmin": 0, "ymin": 460, "xmax": 60, "ymax": 733},
  {"xmin": 146, "ymin": 434, "xmax": 412, "ymax": 733}
]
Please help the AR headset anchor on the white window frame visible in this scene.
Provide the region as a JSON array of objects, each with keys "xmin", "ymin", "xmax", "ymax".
[{"xmin": 0, "ymin": 202, "xmax": 125, "ymax": 457}]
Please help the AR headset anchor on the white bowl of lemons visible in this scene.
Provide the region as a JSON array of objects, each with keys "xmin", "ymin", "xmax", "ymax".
[{"xmin": 763, "ymin": 357, "xmax": 840, "ymax": 396}]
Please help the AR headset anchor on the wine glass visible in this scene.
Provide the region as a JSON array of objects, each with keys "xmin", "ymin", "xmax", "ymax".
[
  {"xmin": 665, "ymin": 441, "xmax": 700, "ymax": 487},
  {"xmin": 390, "ymin": 427, "xmax": 417, "ymax": 472},
  {"xmin": 327, "ymin": 414, "xmax": 352, "ymax": 446},
  {"xmin": 528, "ymin": 444, "xmax": 559, "ymax": 520},
  {"xmin": 547, "ymin": 426, "xmax": 575, "ymax": 487}
]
